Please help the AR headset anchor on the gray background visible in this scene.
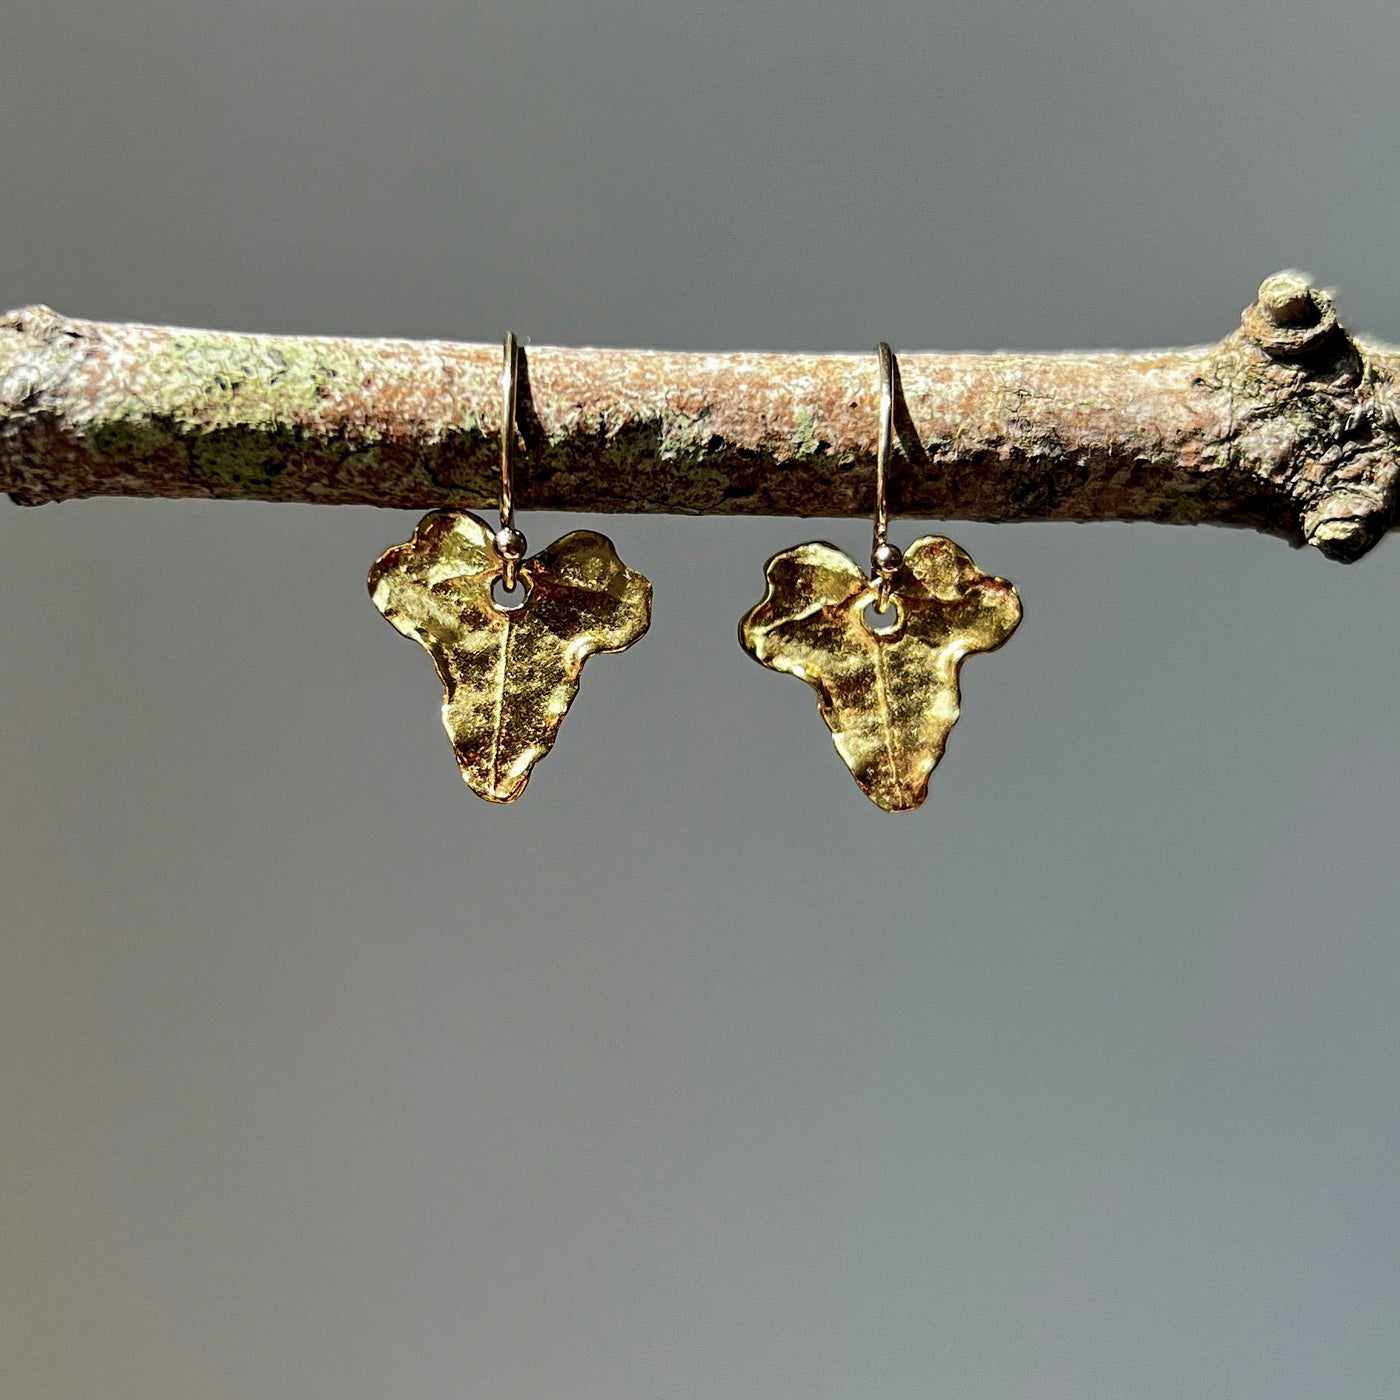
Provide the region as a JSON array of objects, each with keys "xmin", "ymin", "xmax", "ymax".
[{"xmin": 3, "ymin": 2, "xmax": 1399, "ymax": 1396}]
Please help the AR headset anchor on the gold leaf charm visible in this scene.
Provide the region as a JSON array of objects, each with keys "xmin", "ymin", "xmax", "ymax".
[
  {"xmin": 740, "ymin": 536, "xmax": 1021, "ymax": 812},
  {"xmin": 369, "ymin": 510, "xmax": 652, "ymax": 802}
]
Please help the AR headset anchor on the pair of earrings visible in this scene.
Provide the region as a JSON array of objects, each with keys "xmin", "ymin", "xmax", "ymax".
[{"xmin": 368, "ymin": 336, "xmax": 1022, "ymax": 812}]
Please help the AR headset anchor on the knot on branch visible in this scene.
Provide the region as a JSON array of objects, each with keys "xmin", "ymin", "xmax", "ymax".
[
  {"xmin": 1241, "ymin": 271, "xmax": 1341, "ymax": 360},
  {"xmin": 1230, "ymin": 272, "xmax": 1400, "ymax": 563}
]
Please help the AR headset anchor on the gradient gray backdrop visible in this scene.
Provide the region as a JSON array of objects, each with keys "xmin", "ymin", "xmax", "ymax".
[{"xmin": 4, "ymin": 3, "xmax": 1400, "ymax": 1397}]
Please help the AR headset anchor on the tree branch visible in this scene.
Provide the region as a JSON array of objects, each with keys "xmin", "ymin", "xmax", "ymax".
[{"xmin": 2, "ymin": 272, "xmax": 1396, "ymax": 562}]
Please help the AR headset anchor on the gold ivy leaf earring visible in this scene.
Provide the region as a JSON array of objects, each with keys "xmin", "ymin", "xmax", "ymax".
[
  {"xmin": 739, "ymin": 344, "xmax": 1021, "ymax": 812},
  {"xmin": 368, "ymin": 334, "xmax": 652, "ymax": 802}
]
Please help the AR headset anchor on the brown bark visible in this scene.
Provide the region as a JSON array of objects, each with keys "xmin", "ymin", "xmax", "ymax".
[{"xmin": 1, "ymin": 272, "xmax": 1396, "ymax": 561}]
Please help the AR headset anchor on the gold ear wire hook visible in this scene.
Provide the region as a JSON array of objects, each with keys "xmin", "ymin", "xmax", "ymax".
[
  {"xmin": 493, "ymin": 332, "xmax": 527, "ymax": 591},
  {"xmin": 871, "ymin": 342, "xmax": 902, "ymax": 612}
]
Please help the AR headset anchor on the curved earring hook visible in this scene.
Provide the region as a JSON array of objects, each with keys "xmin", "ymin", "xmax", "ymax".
[
  {"xmin": 494, "ymin": 332, "xmax": 527, "ymax": 591},
  {"xmin": 871, "ymin": 341, "xmax": 902, "ymax": 612}
]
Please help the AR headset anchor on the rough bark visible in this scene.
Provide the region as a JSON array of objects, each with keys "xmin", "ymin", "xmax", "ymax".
[{"xmin": 1, "ymin": 272, "xmax": 1396, "ymax": 562}]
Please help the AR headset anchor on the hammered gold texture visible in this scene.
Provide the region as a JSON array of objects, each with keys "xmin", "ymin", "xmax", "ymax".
[
  {"xmin": 740, "ymin": 537, "xmax": 1021, "ymax": 812},
  {"xmin": 368, "ymin": 511, "xmax": 651, "ymax": 802}
]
